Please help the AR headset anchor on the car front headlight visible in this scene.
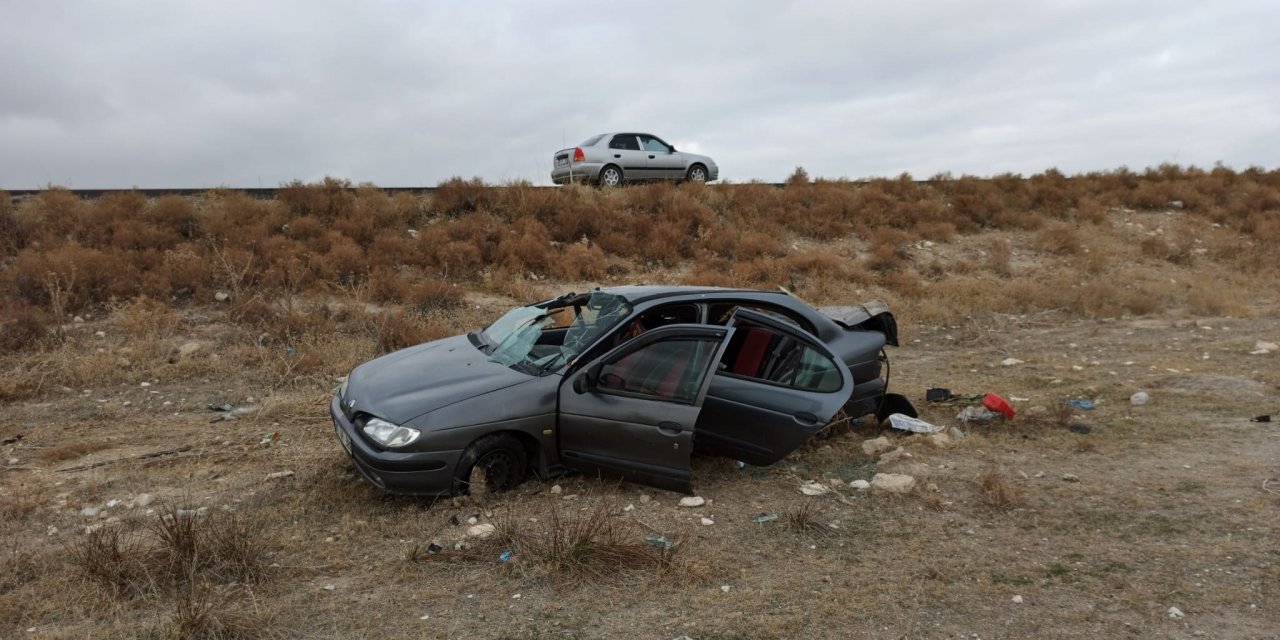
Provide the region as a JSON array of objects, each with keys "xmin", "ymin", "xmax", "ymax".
[
  {"xmin": 338, "ymin": 377, "xmax": 349, "ymax": 399},
  {"xmin": 361, "ymin": 417, "xmax": 420, "ymax": 448}
]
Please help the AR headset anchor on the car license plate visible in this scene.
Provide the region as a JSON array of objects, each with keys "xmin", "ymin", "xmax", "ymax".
[
  {"xmin": 334, "ymin": 420, "xmax": 353, "ymax": 455},
  {"xmin": 556, "ymin": 158, "xmax": 567, "ymax": 167}
]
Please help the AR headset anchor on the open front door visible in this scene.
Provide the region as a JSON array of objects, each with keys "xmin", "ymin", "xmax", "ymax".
[
  {"xmin": 694, "ymin": 308, "xmax": 855, "ymax": 466},
  {"xmin": 558, "ymin": 325, "xmax": 731, "ymax": 493}
]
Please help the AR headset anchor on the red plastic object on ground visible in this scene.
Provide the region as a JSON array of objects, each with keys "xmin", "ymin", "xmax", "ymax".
[{"xmin": 982, "ymin": 392, "xmax": 1016, "ymax": 419}]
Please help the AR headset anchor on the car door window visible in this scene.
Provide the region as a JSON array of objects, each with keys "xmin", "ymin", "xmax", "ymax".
[
  {"xmin": 708, "ymin": 303, "xmax": 813, "ymax": 333},
  {"xmin": 718, "ymin": 321, "xmax": 842, "ymax": 392},
  {"xmin": 640, "ymin": 136, "xmax": 670, "ymax": 153},
  {"xmin": 598, "ymin": 336, "xmax": 719, "ymax": 403},
  {"xmin": 608, "ymin": 135, "xmax": 640, "ymax": 151}
]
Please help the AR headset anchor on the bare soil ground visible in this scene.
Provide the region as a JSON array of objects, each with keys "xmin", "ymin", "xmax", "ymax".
[{"xmin": 3, "ymin": 299, "xmax": 1277, "ymax": 639}]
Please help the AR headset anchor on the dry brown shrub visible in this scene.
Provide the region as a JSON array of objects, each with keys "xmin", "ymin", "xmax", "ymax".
[
  {"xmin": 147, "ymin": 195, "xmax": 199, "ymax": 238},
  {"xmin": 734, "ymin": 258, "xmax": 786, "ymax": 286},
  {"xmin": 366, "ymin": 268, "xmax": 412, "ymax": 303},
  {"xmin": 1031, "ymin": 223, "xmax": 1082, "ymax": 255},
  {"xmin": 39, "ymin": 441, "xmax": 111, "ymax": 463},
  {"xmin": 26, "ymin": 187, "xmax": 86, "ymax": 243},
  {"xmin": 0, "ymin": 193, "xmax": 27, "ymax": 255},
  {"xmin": 986, "ymin": 239, "xmax": 1013, "ymax": 277},
  {"xmin": 1122, "ymin": 290, "xmax": 1163, "ymax": 316},
  {"xmin": 549, "ymin": 241, "xmax": 608, "ymax": 281},
  {"xmin": 278, "ymin": 177, "xmax": 356, "ymax": 221},
  {"xmin": 408, "ymin": 279, "xmax": 462, "ymax": 311},
  {"xmin": 979, "ymin": 470, "xmax": 1025, "ymax": 510},
  {"xmin": 11, "ymin": 242, "xmax": 139, "ymax": 312},
  {"xmin": 113, "ymin": 296, "xmax": 181, "ymax": 339},
  {"xmin": 433, "ymin": 177, "xmax": 493, "ymax": 215},
  {"xmin": 679, "ymin": 267, "xmax": 741, "ymax": 288},
  {"xmin": 880, "ymin": 271, "xmax": 923, "ymax": 298},
  {"xmin": 914, "ymin": 221, "xmax": 956, "ymax": 242},
  {"xmin": 500, "ymin": 217, "xmax": 553, "ymax": 274},
  {"xmin": 365, "ymin": 234, "xmax": 417, "ymax": 271},
  {"xmin": 736, "ymin": 231, "xmax": 786, "ymax": 259},
  {"xmin": 1139, "ymin": 235, "xmax": 1170, "ymax": 259},
  {"xmin": 374, "ymin": 310, "xmax": 446, "ymax": 352},
  {"xmin": 0, "ymin": 305, "xmax": 48, "ymax": 353}
]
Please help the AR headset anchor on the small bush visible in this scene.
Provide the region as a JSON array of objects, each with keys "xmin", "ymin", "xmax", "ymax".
[
  {"xmin": 1031, "ymin": 223, "xmax": 1082, "ymax": 255},
  {"xmin": 979, "ymin": 470, "xmax": 1025, "ymax": 510}
]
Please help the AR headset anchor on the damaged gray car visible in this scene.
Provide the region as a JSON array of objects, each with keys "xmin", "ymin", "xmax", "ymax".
[{"xmin": 331, "ymin": 285, "xmax": 915, "ymax": 496}]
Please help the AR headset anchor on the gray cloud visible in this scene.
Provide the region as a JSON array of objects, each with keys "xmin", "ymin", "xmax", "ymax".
[{"xmin": 1, "ymin": 0, "xmax": 1276, "ymax": 188}]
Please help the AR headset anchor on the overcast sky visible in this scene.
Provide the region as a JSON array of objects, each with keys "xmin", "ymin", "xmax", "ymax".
[{"xmin": 2, "ymin": 1, "xmax": 1276, "ymax": 188}]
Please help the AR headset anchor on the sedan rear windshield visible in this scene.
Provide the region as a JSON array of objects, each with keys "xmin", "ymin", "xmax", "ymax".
[
  {"xmin": 579, "ymin": 134, "xmax": 605, "ymax": 147},
  {"xmin": 479, "ymin": 292, "xmax": 631, "ymax": 374}
]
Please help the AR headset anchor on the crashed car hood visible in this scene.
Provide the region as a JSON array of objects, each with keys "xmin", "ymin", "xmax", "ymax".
[{"xmin": 345, "ymin": 334, "xmax": 533, "ymax": 425}]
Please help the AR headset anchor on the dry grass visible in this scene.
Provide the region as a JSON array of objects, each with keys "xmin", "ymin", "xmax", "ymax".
[
  {"xmin": 3, "ymin": 168, "xmax": 1280, "ymax": 638},
  {"xmin": 978, "ymin": 470, "xmax": 1026, "ymax": 510}
]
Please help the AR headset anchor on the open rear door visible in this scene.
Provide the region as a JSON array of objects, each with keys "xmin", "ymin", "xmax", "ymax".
[
  {"xmin": 558, "ymin": 325, "xmax": 732, "ymax": 493},
  {"xmin": 694, "ymin": 308, "xmax": 855, "ymax": 465}
]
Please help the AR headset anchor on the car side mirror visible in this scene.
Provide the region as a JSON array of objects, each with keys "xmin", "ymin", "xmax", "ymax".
[{"xmin": 573, "ymin": 368, "xmax": 598, "ymax": 394}]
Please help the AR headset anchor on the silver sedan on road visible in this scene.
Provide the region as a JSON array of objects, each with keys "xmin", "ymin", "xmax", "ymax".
[{"xmin": 552, "ymin": 133, "xmax": 719, "ymax": 186}]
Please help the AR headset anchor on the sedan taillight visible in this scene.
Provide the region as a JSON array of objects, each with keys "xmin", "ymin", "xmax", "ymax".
[{"xmin": 573, "ymin": 147, "xmax": 585, "ymax": 163}]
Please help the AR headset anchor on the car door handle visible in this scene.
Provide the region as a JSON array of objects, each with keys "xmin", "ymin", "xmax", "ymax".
[
  {"xmin": 793, "ymin": 412, "xmax": 821, "ymax": 427},
  {"xmin": 648, "ymin": 154, "xmax": 656, "ymax": 159},
  {"xmin": 656, "ymin": 421, "xmax": 684, "ymax": 436},
  {"xmin": 613, "ymin": 154, "xmax": 621, "ymax": 158}
]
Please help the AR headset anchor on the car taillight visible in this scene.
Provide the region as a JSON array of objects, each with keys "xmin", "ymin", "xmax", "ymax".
[{"xmin": 573, "ymin": 147, "xmax": 584, "ymax": 163}]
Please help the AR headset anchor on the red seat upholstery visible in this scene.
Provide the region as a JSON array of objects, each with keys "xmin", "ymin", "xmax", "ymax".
[{"xmin": 732, "ymin": 328, "xmax": 772, "ymax": 376}]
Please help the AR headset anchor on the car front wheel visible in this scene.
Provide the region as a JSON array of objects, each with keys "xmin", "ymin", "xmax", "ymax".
[
  {"xmin": 598, "ymin": 165, "xmax": 623, "ymax": 187},
  {"xmin": 453, "ymin": 433, "xmax": 528, "ymax": 495},
  {"xmin": 687, "ymin": 164, "xmax": 708, "ymax": 182}
]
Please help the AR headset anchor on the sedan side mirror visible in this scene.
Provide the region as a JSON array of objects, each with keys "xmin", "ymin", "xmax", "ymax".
[{"xmin": 573, "ymin": 368, "xmax": 598, "ymax": 394}]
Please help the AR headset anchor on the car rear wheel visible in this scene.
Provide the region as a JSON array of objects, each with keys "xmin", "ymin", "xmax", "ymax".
[
  {"xmin": 687, "ymin": 164, "xmax": 708, "ymax": 182},
  {"xmin": 598, "ymin": 165, "xmax": 623, "ymax": 187},
  {"xmin": 453, "ymin": 433, "xmax": 528, "ymax": 495}
]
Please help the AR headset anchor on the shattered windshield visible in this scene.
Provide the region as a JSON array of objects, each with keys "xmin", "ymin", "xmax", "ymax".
[{"xmin": 481, "ymin": 292, "xmax": 630, "ymax": 374}]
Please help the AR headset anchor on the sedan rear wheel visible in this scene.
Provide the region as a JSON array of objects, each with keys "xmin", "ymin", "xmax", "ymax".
[
  {"xmin": 454, "ymin": 433, "xmax": 528, "ymax": 495},
  {"xmin": 687, "ymin": 164, "xmax": 708, "ymax": 183},
  {"xmin": 598, "ymin": 165, "xmax": 623, "ymax": 188}
]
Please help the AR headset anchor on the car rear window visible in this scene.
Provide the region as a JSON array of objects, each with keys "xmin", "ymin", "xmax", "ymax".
[{"xmin": 579, "ymin": 134, "xmax": 604, "ymax": 147}]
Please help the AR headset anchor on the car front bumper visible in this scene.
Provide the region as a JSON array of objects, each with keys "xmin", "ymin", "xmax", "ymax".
[
  {"xmin": 330, "ymin": 395, "xmax": 463, "ymax": 496},
  {"xmin": 551, "ymin": 162, "xmax": 602, "ymax": 184}
]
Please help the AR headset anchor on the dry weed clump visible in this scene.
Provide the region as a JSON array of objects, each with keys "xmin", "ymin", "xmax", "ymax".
[
  {"xmin": 479, "ymin": 498, "xmax": 682, "ymax": 585},
  {"xmin": 979, "ymin": 470, "xmax": 1026, "ymax": 510}
]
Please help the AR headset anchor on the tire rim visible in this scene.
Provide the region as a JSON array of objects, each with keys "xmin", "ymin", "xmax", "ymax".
[
  {"xmin": 603, "ymin": 169, "xmax": 620, "ymax": 186},
  {"xmin": 473, "ymin": 450, "xmax": 517, "ymax": 491},
  {"xmin": 691, "ymin": 168, "xmax": 706, "ymax": 182}
]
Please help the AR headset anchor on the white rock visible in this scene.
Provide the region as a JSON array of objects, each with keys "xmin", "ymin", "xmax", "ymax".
[
  {"xmin": 862, "ymin": 436, "xmax": 893, "ymax": 456},
  {"xmin": 948, "ymin": 426, "xmax": 966, "ymax": 440},
  {"xmin": 720, "ymin": 585, "xmax": 731, "ymax": 593},
  {"xmin": 81, "ymin": 506, "xmax": 99, "ymax": 517},
  {"xmin": 1167, "ymin": 606, "xmax": 1184, "ymax": 619},
  {"xmin": 700, "ymin": 517, "xmax": 715, "ymax": 526},
  {"xmin": 928, "ymin": 433, "xmax": 952, "ymax": 448},
  {"xmin": 1001, "ymin": 357, "xmax": 1024, "ymax": 366},
  {"xmin": 466, "ymin": 516, "xmax": 478, "ymax": 525},
  {"xmin": 849, "ymin": 479, "xmax": 871, "ymax": 491},
  {"xmin": 678, "ymin": 496, "xmax": 705, "ymax": 508},
  {"xmin": 177, "ymin": 341, "xmax": 203, "ymax": 358},
  {"xmin": 549, "ymin": 484, "xmax": 562, "ymax": 494},
  {"xmin": 870, "ymin": 473, "xmax": 916, "ymax": 494},
  {"xmin": 638, "ymin": 494, "xmax": 651, "ymax": 504},
  {"xmin": 266, "ymin": 470, "xmax": 295, "ymax": 480},
  {"xmin": 1130, "ymin": 391, "xmax": 1149, "ymax": 406},
  {"xmin": 1253, "ymin": 341, "xmax": 1277, "ymax": 353},
  {"xmin": 105, "ymin": 499, "xmax": 119, "ymax": 508},
  {"xmin": 133, "ymin": 493, "xmax": 154, "ymax": 508},
  {"xmin": 94, "ymin": 331, "xmax": 106, "ymax": 338},
  {"xmin": 1062, "ymin": 473, "xmax": 1080, "ymax": 482},
  {"xmin": 73, "ymin": 316, "xmax": 84, "ymax": 323},
  {"xmin": 323, "ymin": 584, "xmax": 336, "ymax": 591},
  {"xmin": 623, "ymin": 504, "xmax": 635, "ymax": 512},
  {"xmin": 799, "ymin": 482, "xmax": 830, "ymax": 496},
  {"xmin": 47, "ymin": 526, "xmax": 58, "ymax": 536},
  {"xmin": 214, "ymin": 291, "xmax": 230, "ymax": 302},
  {"xmin": 140, "ymin": 381, "xmax": 151, "ymax": 388},
  {"xmin": 467, "ymin": 523, "xmax": 497, "ymax": 538},
  {"xmin": 1012, "ymin": 595, "xmax": 1024, "ymax": 604}
]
